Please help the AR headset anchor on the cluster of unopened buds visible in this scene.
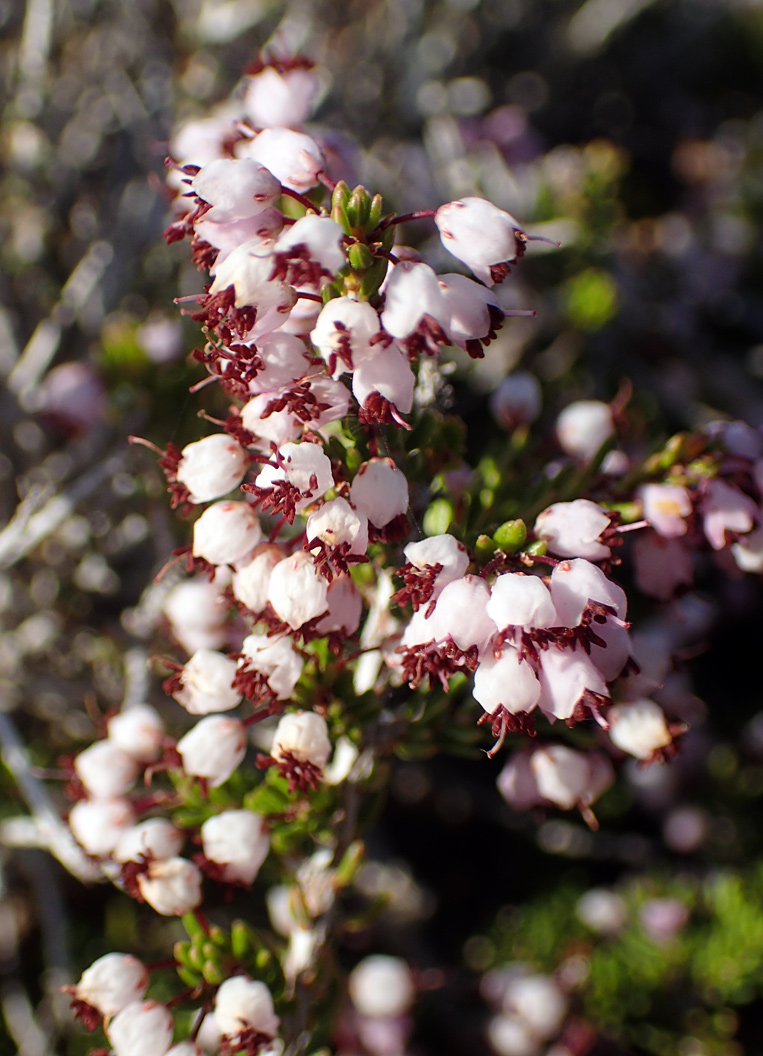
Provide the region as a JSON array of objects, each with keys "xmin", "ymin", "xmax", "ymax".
[{"xmin": 59, "ymin": 47, "xmax": 763, "ymax": 1056}]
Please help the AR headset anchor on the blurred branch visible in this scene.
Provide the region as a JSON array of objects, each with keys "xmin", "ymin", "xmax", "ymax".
[
  {"xmin": 8, "ymin": 240, "xmax": 114, "ymax": 404},
  {"xmin": 0, "ymin": 712, "xmax": 103, "ymax": 883},
  {"xmin": 0, "ymin": 451, "xmax": 127, "ymax": 570}
]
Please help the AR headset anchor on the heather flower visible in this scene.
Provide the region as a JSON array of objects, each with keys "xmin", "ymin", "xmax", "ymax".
[
  {"xmin": 435, "ymin": 196, "xmax": 524, "ymax": 283},
  {"xmin": 239, "ymin": 632, "xmax": 303, "ymax": 700},
  {"xmin": 534, "ymin": 499, "xmax": 614, "ymax": 561},
  {"xmin": 350, "ymin": 458, "xmax": 409, "ymax": 529},
  {"xmin": 192, "ymin": 501, "xmax": 262, "ymax": 567},
  {"xmin": 348, "ymin": 955, "xmax": 415, "ymax": 1018},
  {"xmin": 175, "ymin": 434, "xmax": 248, "ymax": 504},
  {"xmin": 632, "ymin": 533, "xmax": 693, "ymax": 601},
  {"xmin": 74, "ymin": 953, "xmax": 149, "ymax": 1020},
  {"xmin": 172, "ymin": 649, "xmax": 241, "ymax": 715},
  {"xmin": 243, "ymin": 63, "xmax": 320, "ymax": 128},
  {"xmin": 136, "ymin": 857, "xmax": 203, "ymax": 916},
  {"xmin": 232, "ymin": 546, "xmax": 282, "ymax": 613},
  {"xmin": 272, "ymin": 710, "xmax": 332, "ymax": 770},
  {"xmin": 191, "ymin": 158, "xmax": 281, "ymax": 223},
  {"xmin": 69, "ymin": 798, "xmax": 135, "ymax": 857},
  {"xmin": 114, "ymin": 819, "xmax": 184, "ymax": 864},
  {"xmin": 201, "ymin": 809, "xmax": 270, "ymax": 886},
  {"xmin": 107, "ymin": 705, "xmax": 165, "ymax": 763},
  {"xmin": 176, "ymin": 716, "xmax": 247, "ymax": 787},
  {"xmin": 607, "ymin": 699, "xmax": 673, "ymax": 759},
  {"xmin": 556, "ymin": 399, "xmax": 614, "ymax": 461},
  {"xmin": 213, "ymin": 976, "xmax": 280, "ymax": 1040},
  {"xmin": 267, "ymin": 550, "xmax": 329, "ymax": 629},
  {"xmin": 74, "ymin": 741, "xmax": 139, "ymax": 799},
  {"xmin": 486, "ymin": 572, "xmax": 557, "ymax": 631},
  {"xmin": 106, "ymin": 1000, "xmax": 174, "ymax": 1056},
  {"xmin": 237, "ymin": 126, "xmax": 324, "ymax": 192},
  {"xmin": 700, "ymin": 477, "xmax": 757, "ymax": 549},
  {"xmin": 638, "ymin": 483, "xmax": 692, "ymax": 538},
  {"xmin": 490, "ymin": 371, "xmax": 542, "ymax": 428}
]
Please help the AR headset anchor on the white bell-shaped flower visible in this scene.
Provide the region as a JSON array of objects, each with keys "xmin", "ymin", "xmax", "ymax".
[
  {"xmin": 431, "ymin": 575, "xmax": 497, "ymax": 654},
  {"xmin": 501, "ymin": 972, "xmax": 568, "ymax": 1041},
  {"xmin": 255, "ymin": 441, "xmax": 334, "ymax": 510},
  {"xmin": 107, "ymin": 705, "xmax": 165, "ymax": 764},
  {"xmin": 176, "ymin": 716, "xmax": 247, "ymax": 787},
  {"xmin": 74, "ymin": 741, "xmax": 139, "ymax": 799},
  {"xmin": 107, "ymin": 1000, "xmax": 174, "ymax": 1056},
  {"xmin": 530, "ymin": 745, "xmax": 594, "ymax": 810},
  {"xmin": 272, "ymin": 710, "xmax": 331, "ymax": 768},
  {"xmin": 438, "ymin": 272, "xmax": 502, "ymax": 348},
  {"xmin": 201, "ymin": 809, "xmax": 270, "ymax": 886},
  {"xmin": 243, "ymin": 64, "xmax": 320, "ymax": 129},
  {"xmin": 315, "ymin": 575, "xmax": 363, "ymax": 635},
  {"xmin": 274, "ymin": 214, "xmax": 346, "ymax": 276},
  {"xmin": 239, "ymin": 633, "xmax": 303, "ymax": 700},
  {"xmin": 195, "ymin": 209, "xmax": 284, "ymax": 258},
  {"xmin": 114, "ymin": 819, "xmax": 184, "ymax": 864},
  {"xmin": 192, "ymin": 501, "xmax": 261, "ymax": 567},
  {"xmin": 136, "ymin": 857, "xmax": 203, "ymax": 916},
  {"xmin": 473, "ymin": 646, "xmax": 541, "ymax": 716},
  {"xmin": 350, "ymin": 458, "xmax": 409, "ymax": 528},
  {"xmin": 248, "ymin": 330, "xmax": 310, "ymax": 393},
  {"xmin": 486, "ymin": 573, "xmax": 557, "ymax": 630},
  {"xmin": 534, "ymin": 499, "xmax": 612, "ymax": 561},
  {"xmin": 306, "ymin": 497, "xmax": 369, "ymax": 555},
  {"xmin": 537, "ymin": 645, "xmax": 609, "ymax": 722},
  {"xmin": 701, "ymin": 478, "xmax": 757, "ymax": 550},
  {"xmin": 268, "ymin": 550, "xmax": 329, "ymax": 629},
  {"xmin": 348, "ymin": 954, "xmax": 415, "ymax": 1018},
  {"xmin": 163, "ymin": 576, "xmax": 228, "ymax": 654},
  {"xmin": 549, "ymin": 558, "xmax": 627, "ymax": 627},
  {"xmin": 556, "ymin": 399, "xmax": 614, "ymax": 461},
  {"xmin": 192, "ymin": 158, "xmax": 281, "ymax": 223},
  {"xmin": 209, "ymin": 239, "xmax": 295, "ymax": 315},
  {"xmin": 175, "ymin": 434, "xmax": 247, "ymax": 504},
  {"xmin": 232, "ymin": 546, "xmax": 282, "ymax": 613},
  {"xmin": 311, "ymin": 297, "xmax": 379, "ymax": 376},
  {"xmin": 75, "ymin": 953, "xmax": 149, "ymax": 1019},
  {"xmin": 214, "ymin": 976, "xmax": 280, "ymax": 1039},
  {"xmin": 608, "ymin": 699, "xmax": 673, "ymax": 759},
  {"xmin": 638, "ymin": 483, "xmax": 692, "ymax": 538},
  {"xmin": 239, "ymin": 127, "xmax": 323, "ymax": 192},
  {"xmin": 381, "ymin": 261, "xmax": 448, "ymax": 339},
  {"xmin": 496, "ymin": 751, "xmax": 544, "ymax": 812},
  {"xmin": 69, "ymin": 798, "xmax": 135, "ymax": 857},
  {"xmin": 435, "ymin": 197, "xmax": 523, "ymax": 282},
  {"xmin": 352, "ymin": 342, "xmax": 416, "ymax": 417},
  {"xmin": 173, "ymin": 649, "xmax": 240, "ymax": 715},
  {"xmin": 241, "ymin": 390, "xmax": 304, "ymax": 448},
  {"xmin": 404, "ymin": 534, "xmax": 470, "ymax": 597}
]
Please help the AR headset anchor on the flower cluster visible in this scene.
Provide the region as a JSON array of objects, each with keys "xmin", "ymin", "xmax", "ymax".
[{"xmin": 61, "ymin": 45, "xmax": 741, "ymax": 1056}]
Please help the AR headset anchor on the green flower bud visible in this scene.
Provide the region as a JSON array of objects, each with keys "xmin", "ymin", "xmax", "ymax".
[{"xmin": 493, "ymin": 519, "xmax": 527, "ymax": 552}]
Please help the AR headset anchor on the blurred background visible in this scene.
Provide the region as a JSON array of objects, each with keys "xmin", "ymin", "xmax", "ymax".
[{"xmin": 3, "ymin": 1, "xmax": 763, "ymax": 1054}]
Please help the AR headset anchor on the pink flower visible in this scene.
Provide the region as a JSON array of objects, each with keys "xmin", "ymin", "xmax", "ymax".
[
  {"xmin": 701, "ymin": 478, "xmax": 757, "ymax": 549},
  {"xmin": 639, "ymin": 483, "xmax": 692, "ymax": 538}
]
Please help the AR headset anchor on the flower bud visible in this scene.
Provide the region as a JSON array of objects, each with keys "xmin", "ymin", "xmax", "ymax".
[{"xmin": 201, "ymin": 809, "xmax": 270, "ymax": 885}]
